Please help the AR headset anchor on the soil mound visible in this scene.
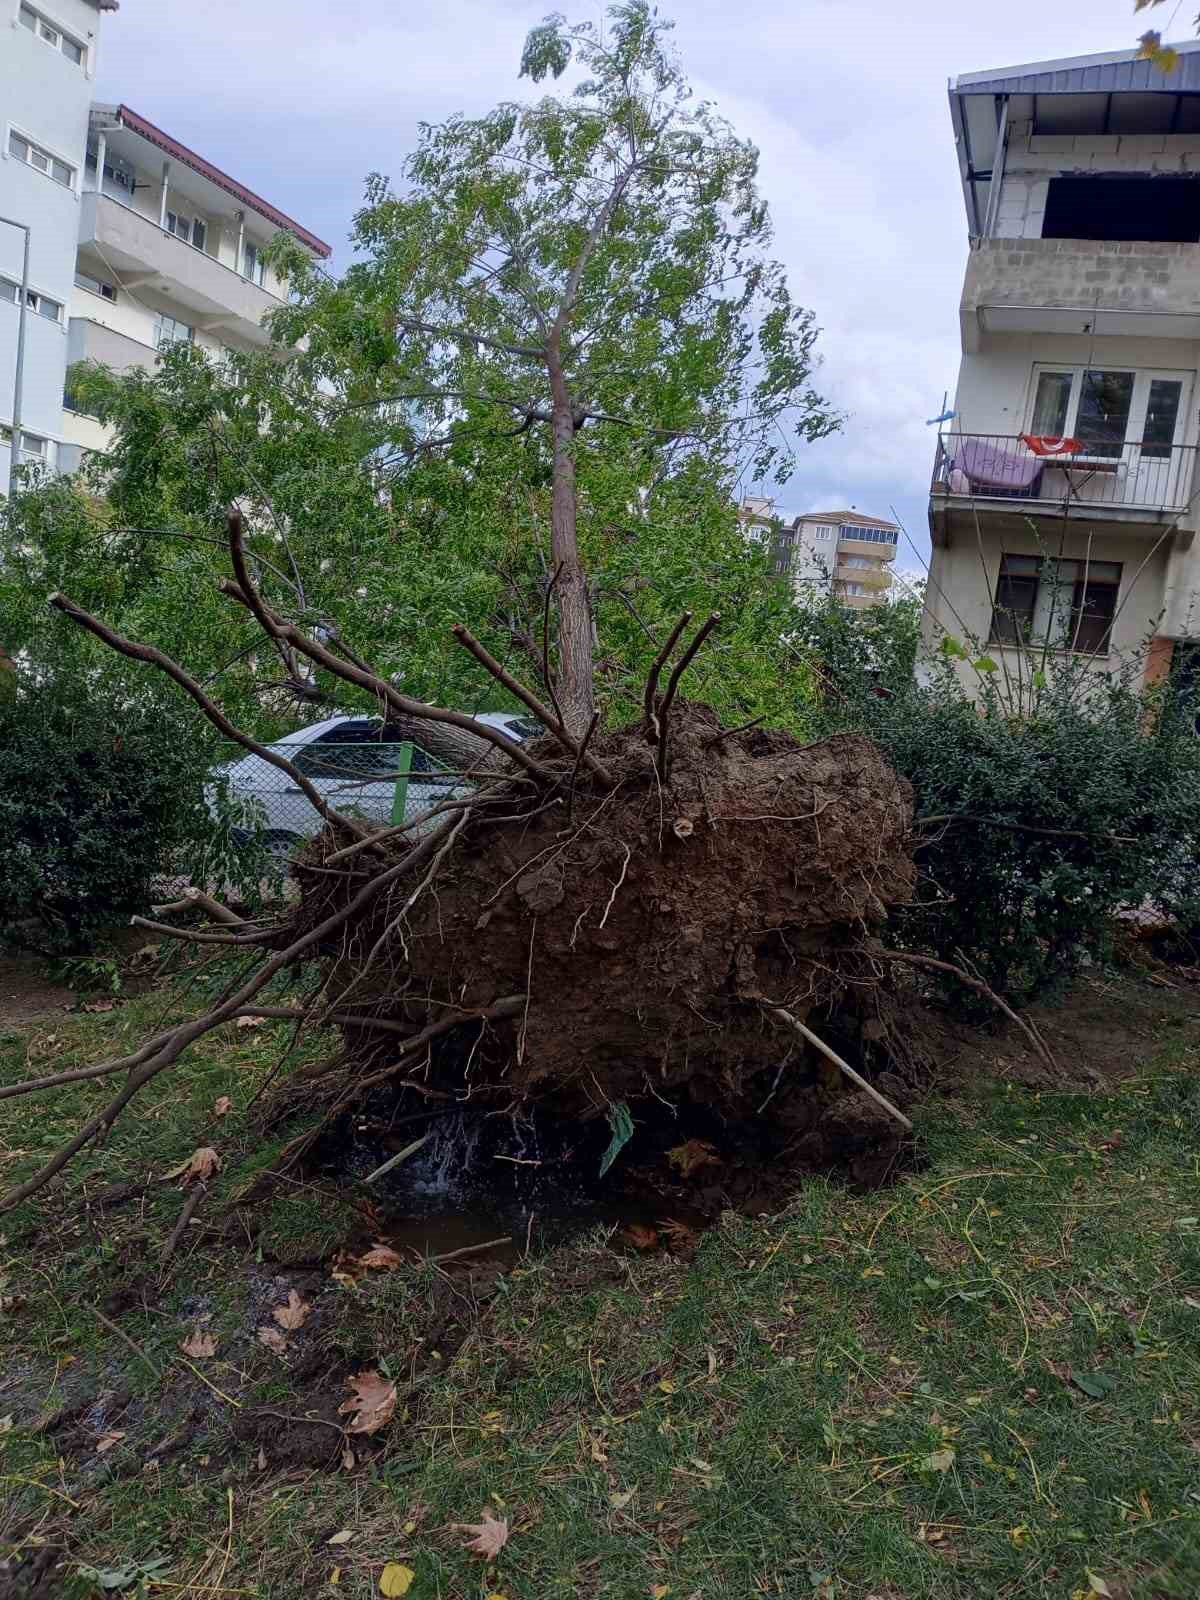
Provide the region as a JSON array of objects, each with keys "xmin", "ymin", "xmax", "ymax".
[{"xmin": 297, "ymin": 702, "xmax": 915, "ymax": 1121}]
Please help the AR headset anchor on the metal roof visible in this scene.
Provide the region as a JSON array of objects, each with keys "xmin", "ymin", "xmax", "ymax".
[
  {"xmin": 101, "ymin": 105, "xmax": 332, "ymax": 259},
  {"xmin": 954, "ymin": 39, "xmax": 1200, "ymax": 98}
]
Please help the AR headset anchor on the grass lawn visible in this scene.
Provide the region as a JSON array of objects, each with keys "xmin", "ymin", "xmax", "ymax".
[{"xmin": 1, "ymin": 967, "xmax": 1198, "ymax": 1599}]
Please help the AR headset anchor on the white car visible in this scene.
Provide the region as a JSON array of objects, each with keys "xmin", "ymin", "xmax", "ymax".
[{"xmin": 215, "ymin": 711, "xmax": 539, "ymax": 856}]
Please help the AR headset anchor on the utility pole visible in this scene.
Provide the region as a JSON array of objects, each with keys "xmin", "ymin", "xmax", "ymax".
[{"xmin": 0, "ymin": 214, "xmax": 31, "ymax": 502}]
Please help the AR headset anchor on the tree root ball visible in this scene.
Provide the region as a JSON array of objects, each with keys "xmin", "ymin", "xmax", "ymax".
[{"xmin": 297, "ymin": 704, "xmax": 916, "ymax": 1120}]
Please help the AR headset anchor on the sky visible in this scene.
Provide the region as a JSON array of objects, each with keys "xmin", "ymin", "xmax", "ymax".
[{"xmin": 95, "ymin": 0, "xmax": 1171, "ymax": 577}]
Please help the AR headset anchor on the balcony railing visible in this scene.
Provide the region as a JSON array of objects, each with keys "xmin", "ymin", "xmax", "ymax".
[{"xmin": 931, "ymin": 433, "xmax": 1198, "ymax": 515}]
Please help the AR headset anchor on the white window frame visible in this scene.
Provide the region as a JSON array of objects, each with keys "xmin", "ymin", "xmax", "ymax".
[
  {"xmin": 74, "ymin": 269, "xmax": 117, "ymax": 304},
  {"xmin": 1026, "ymin": 363, "xmax": 1194, "ymax": 457},
  {"xmin": 18, "ymin": 3, "xmax": 88, "ymax": 67},
  {"xmin": 153, "ymin": 312, "xmax": 195, "ymax": 351},
  {"xmin": 0, "ymin": 274, "xmax": 64, "ymax": 324},
  {"xmin": 166, "ymin": 210, "xmax": 208, "ymax": 253},
  {"xmin": 1, "ymin": 423, "xmax": 51, "ymax": 462},
  {"xmin": 242, "ymin": 240, "xmax": 266, "ymax": 285},
  {"xmin": 6, "ymin": 125, "xmax": 77, "ymax": 191}
]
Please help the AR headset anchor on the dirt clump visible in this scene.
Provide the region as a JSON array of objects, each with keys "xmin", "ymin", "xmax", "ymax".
[{"xmin": 296, "ymin": 703, "xmax": 915, "ymax": 1125}]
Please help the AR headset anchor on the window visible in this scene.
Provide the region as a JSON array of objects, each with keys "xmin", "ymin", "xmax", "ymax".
[
  {"xmin": 243, "ymin": 241, "xmax": 265, "ymax": 285},
  {"xmin": 0, "ymin": 277, "xmax": 62, "ymax": 322},
  {"xmin": 838, "ymin": 525, "xmax": 894, "ymax": 545},
  {"xmin": 813, "ymin": 525, "xmax": 834, "ymax": 541},
  {"xmin": 989, "ymin": 555, "xmax": 1122, "ymax": 654},
  {"xmin": 1, "ymin": 426, "xmax": 48, "ymax": 458},
  {"xmin": 840, "ymin": 582, "xmax": 868, "ymax": 597},
  {"xmin": 166, "ymin": 212, "xmax": 208, "ymax": 252},
  {"xmin": 74, "ymin": 270, "xmax": 117, "ymax": 304},
  {"xmin": 85, "ymin": 145, "xmax": 134, "ymax": 196},
  {"xmin": 19, "ymin": 5, "xmax": 85, "ymax": 65},
  {"xmin": 842, "ymin": 555, "xmax": 874, "ymax": 570},
  {"xmin": 153, "ymin": 313, "xmax": 194, "ymax": 350},
  {"xmin": 8, "ymin": 130, "xmax": 74, "ymax": 188},
  {"xmin": 1028, "ymin": 365, "xmax": 1188, "ymax": 460}
]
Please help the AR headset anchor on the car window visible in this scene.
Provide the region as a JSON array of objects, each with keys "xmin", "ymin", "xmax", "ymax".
[
  {"xmin": 505, "ymin": 716, "xmax": 543, "ymax": 740},
  {"xmin": 290, "ymin": 741, "xmax": 407, "ymax": 781}
]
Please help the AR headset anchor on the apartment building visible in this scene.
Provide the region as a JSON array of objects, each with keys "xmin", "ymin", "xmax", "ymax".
[
  {"xmin": 926, "ymin": 39, "xmax": 1200, "ymax": 692},
  {"xmin": 1, "ymin": 4, "xmax": 331, "ymax": 486},
  {"xmin": 772, "ymin": 509, "xmax": 898, "ymax": 609}
]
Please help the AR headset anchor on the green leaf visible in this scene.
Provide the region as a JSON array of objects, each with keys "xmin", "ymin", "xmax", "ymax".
[
  {"xmin": 938, "ymin": 635, "xmax": 966, "ymax": 659},
  {"xmin": 599, "ymin": 1100, "xmax": 635, "ymax": 1177},
  {"xmin": 972, "ymin": 656, "xmax": 999, "ymax": 673},
  {"xmin": 1070, "ymin": 1370, "xmax": 1117, "ymax": 1399}
]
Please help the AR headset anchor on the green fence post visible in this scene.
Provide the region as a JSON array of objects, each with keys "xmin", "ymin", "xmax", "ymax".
[{"xmin": 390, "ymin": 741, "xmax": 414, "ymax": 826}]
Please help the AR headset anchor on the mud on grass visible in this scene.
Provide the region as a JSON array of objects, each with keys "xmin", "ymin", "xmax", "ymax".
[{"xmin": 2, "ymin": 967, "xmax": 1200, "ymax": 1597}]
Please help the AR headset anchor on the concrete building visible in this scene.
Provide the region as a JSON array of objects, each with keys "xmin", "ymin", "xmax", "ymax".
[
  {"xmin": 773, "ymin": 510, "xmax": 898, "ymax": 609},
  {"xmin": 926, "ymin": 39, "xmax": 1200, "ymax": 693},
  {"xmin": 1, "ymin": 5, "xmax": 331, "ymax": 486}
]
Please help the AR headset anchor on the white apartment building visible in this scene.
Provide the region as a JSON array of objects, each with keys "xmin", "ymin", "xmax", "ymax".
[
  {"xmin": 926, "ymin": 39, "xmax": 1200, "ymax": 693},
  {"xmin": 773, "ymin": 510, "xmax": 898, "ymax": 610},
  {"xmin": 1, "ymin": 3, "xmax": 330, "ymax": 486}
]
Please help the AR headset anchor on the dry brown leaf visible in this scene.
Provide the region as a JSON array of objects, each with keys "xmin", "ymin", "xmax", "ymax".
[
  {"xmin": 341, "ymin": 1443, "xmax": 356, "ymax": 1471},
  {"xmin": 272, "ymin": 1290, "xmax": 312, "ymax": 1330},
  {"xmin": 666, "ymin": 1138, "xmax": 720, "ymax": 1178},
  {"xmin": 83, "ymin": 998, "xmax": 116, "ymax": 1013},
  {"xmin": 163, "ymin": 1146, "xmax": 221, "ymax": 1185},
  {"xmin": 338, "ymin": 1369, "xmax": 397, "ymax": 1436},
  {"xmin": 95, "ymin": 1430, "xmax": 126, "ymax": 1453},
  {"xmin": 257, "ymin": 1326, "xmax": 288, "ymax": 1354},
  {"xmin": 451, "ymin": 1508, "xmax": 510, "ymax": 1559},
  {"xmin": 180, "ymin": 1327, "xmax": 217, "ymax": 1359},
  {"xmin": 256, "ymin": 1445, "xmax": 267, "ymax": 1470},
  {"xmin": 212, "ymin": 1096, "xmax": 233, "ymax": 1118},
  {"xmin": 236, "ymin": 1014, "xmax": 267, "ymax": 1029},
  {"xmin": 329, "ymin": 1254, "xmax": 362, "ymax": 1288},
  {"xmin": 658, "ymin": 1218, "xmax": 699, "ymax": 1253},
  {"xmin": 326, "ymin": 1529, "xmax": 354, "ymax": 1546},
  {"xmin": 355, "ymin": 1242, "xmax": 405, "ymax": 1271},
  {"xmin": 622, "ymin": 1223, "xmax": 659, "ymax": 1251}
]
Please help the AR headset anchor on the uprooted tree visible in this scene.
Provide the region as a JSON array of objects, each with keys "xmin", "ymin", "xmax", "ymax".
[{"xmin": 1, "ymin": 4, "xmax": 1045, "ymax": 1213}]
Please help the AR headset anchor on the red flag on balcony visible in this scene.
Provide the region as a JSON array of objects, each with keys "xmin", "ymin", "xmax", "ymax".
[{"xmin": 1020, "ymin": 434, "xmax": 1083, "ymax": 458}]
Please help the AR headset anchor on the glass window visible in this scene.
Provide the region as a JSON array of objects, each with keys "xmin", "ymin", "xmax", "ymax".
[
  {"xmin": 990, "ymin": 555, "xmax": 1122, "ymax": 653},
  {"xmin": 1076, "ymin": 370, "xmax": 1134, "ymax": 458},
  {"xmin": 243, "ymin": 241, "xmax": 266, "ymax": 284},
  {"xmin": 75, "ymin": 270, "xmax": 117, "ymax": 303},
  {"xmin": 34, "ymin": 292, "xmax": 61, "ymax": 321},
  {"xmin": 8, "ymin": 133, "xmax": 28, "ymax": 163},
  {"xmin": 61, "ymin": 36, "xmax": 83, "ymax": 64},
  {"xmin": 153, "ymin": 313, "xmax": 194, "ymax": 349},
  {"xmin": 1031, "ymin": 370, "xmax": 1073, "ymax": 436},
  {"xmin": 1143, "ymin": 378, "xmax": 1183, "ymax": 460},
  {"xmin": 192, "ymin": 219, "xmax": 207, "ymax": 253},
  {"xmin": 19, "ymin": 5, "xmax": 36, "ymax": 29}
]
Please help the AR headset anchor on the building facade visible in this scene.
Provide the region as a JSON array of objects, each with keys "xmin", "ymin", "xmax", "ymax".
[
  {"xmin": 926, "ymin": 40, "xmax": 1200, "ymax": 693},
  {"xmin": 1, "ymin": 4, "xmax": 330, "ymax": 487},
  {"xmin": 772, "ymin": 510, "xmax": 898, "ymax": 609}
]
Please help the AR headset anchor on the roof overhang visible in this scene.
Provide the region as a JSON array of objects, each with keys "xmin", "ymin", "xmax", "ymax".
[
  {"xmin": 90, "ymin": 104, "xmax": 332, "ymax": 259},
  {"xmin": 949, "ymin": 38, "xmax": 1200, "ymax": 236}
]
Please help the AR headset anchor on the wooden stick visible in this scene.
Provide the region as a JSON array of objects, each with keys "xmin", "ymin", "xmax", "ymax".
[
  {"xmin": 49, "ymin": 591, "xmax": 372, "ymax": 845},
  {"xmin": 183, "ymin": 888, "xmax": 245, "ymax": 926},
  {"xmin": 161, "ymin": 1181, "xmax": 207, "ymax": 1262},
  {"xmin": 130, "ymin": 917, "xmax": 268, "ymax": 948},
  {"xmin": 704, "ymin": 714, "xmax": 766, "ymax": 746},
  {"xmin": 878, "ymin": 950, "xmax": 1059, "ymax": 1074},
  {"xmin": 222, "ymin": 512, "xmax": 551, "ymax": 783},
  {"xmin": 363, "ymin": 1132, "xmax": 432, "ymax": 1185},
  {"xmin": 642, "ymin": 611, "xmax": 692, "ymax": 739},
  {"xmin": 86, "ymin": 1302, "xmax": 163, "ymax": 1379},
  {"xmin": 451, "ymin": 622, "xmax": 612, "ymax": 786},
  {"xmin": 767, "ymin": 1007, "xmax": 913, "ymax": 1132},
  {"xmin": 656, "ymin": 613, "xmax": 720, "ymax": 780},
  {"xmin": 429, "ymin": 1235, "xmax": 512, "ymax": 1264}
]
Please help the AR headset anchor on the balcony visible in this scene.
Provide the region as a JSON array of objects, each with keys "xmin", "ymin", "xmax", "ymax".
[
  {"xmin": 67, "ymin": 317, "xmax": 159, "ymax": 378},
  {"xmin": 834, "ymin": 560, "xmax": 892, "ymax": 590},
  {"xmin": 930, "ymin": 433, "xmax": 1198, "ymax": 528},
  {"xmin": 78, "ymin": 192, "xmax": 283, "ymax": 346},
  {"xmin": 961, "ymin": 238, "xmax": 1200, "ymax": 350}
]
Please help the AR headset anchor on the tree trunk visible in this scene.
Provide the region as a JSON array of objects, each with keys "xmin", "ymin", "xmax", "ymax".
[{"xmin": 547, "ymin": 339, "xmax": 596, "ymax": 738}]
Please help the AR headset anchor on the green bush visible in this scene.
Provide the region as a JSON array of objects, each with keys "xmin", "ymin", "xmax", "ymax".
[
  {"xmin": 0, "ymin": 681, "xmax": 246, "ymax": 954},
  {"xmin": 796, "ymin": 597, "xmax": 1200, "ymax": 1003}
]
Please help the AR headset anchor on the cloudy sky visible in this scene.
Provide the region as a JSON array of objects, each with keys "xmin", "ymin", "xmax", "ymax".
[{"xmin": 96, "ymin": 0, "xmax": 1165, "ymax": 573}]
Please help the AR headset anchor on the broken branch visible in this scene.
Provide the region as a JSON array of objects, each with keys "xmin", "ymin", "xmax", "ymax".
[
  {"xmin": 878, "ymin": 950, "xmax": 1059, "ymax": 1075},
  {"xmin": 767, "ymin": 1007, "xmax": 913, "ymax": 1132}
]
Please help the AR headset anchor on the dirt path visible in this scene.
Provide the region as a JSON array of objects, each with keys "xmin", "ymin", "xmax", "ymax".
[{"xmin": 0, "ymin": 953, "xmax": 76, "ymax": 1031}]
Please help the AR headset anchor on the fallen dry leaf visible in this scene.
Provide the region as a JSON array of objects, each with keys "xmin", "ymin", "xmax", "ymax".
[
  {"xmin": 163, "ymin": 1146, "xmax": 221, "ymax": 1185},
  {"xmin": 667, "ymin": 1138, "xmax": 720, "ymax": 1178},
  {"xmin": 83, "ymin": 998, "xmax": 116, "ymax": 1013},
  {"xmin": 236, "ymin": 1014, "xmax": 267, "ymax": 1030},
  {"xmin": 341, "ymin": 1443, "xmax": 356, "ymax": 1471},
  {"xmin": 257, "ymin": 1326, "xmax": 288, "ymax": 1354},
  {"xmin": 272, "ymin": 1290, "xmax": 312, "ymax": 1331},
  {"xmin": 326, "ymin": 1529, "xmax": 354, "ymax": 1546},
  {"xmin": 338, "ymin": 1369, "xmax": 397, "ymax": 1436},
  {"xmin": 256, "ymin": 1445, "xmax": 267, "ymax": 1470},
  {"xmin": 180, "ymin": 1328, "xmax": 217, "ymax": 1359},
  {"xmin": 451, "ymin": 1508, "xmax": 509, "ymax": 1560},
  {"xmin": 622, "ymin": 1223, "xmax": 659, "ymax": 1251},
  {"xmin": 212, "ymin": 1096, "xmax": 233, "ymax": 1118},
  {"xmin": 658, "ymin": 1218, "xmax": 698, "ymax": 1252},
  {"xmin": 355, "ymin": 1242, "xmax": 405, "ymax": 1271},
  {"xmin": 379, "ymin": 1564, "xmax": 415, "ymax": 1597},
  {"xmin": 95, "ymin": 1430, "xmax": 126, "ymax": 1454}
]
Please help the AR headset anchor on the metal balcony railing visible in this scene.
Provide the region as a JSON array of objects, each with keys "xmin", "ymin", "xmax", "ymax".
[{"xmin": 930, "ymin": 432, "xmax": 1198, "ymax": 515}]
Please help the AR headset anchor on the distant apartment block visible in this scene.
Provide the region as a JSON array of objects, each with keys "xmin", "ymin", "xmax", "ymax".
[
  {"xmin": 926, "ymin": 39, "xmax": 1200, "ymax": 693},
  {"xmin": 1, "ymin": 4, "xmax": 331, "ymax": 486},
  {"xmin": 771, "ymin": 509, "xmax": 898, "ymax": 610}
]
